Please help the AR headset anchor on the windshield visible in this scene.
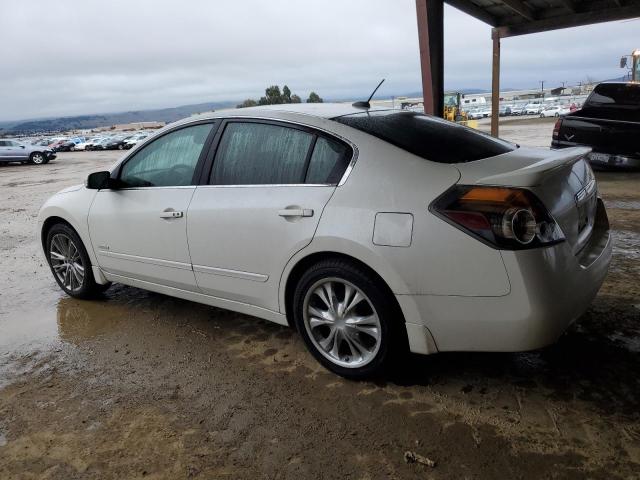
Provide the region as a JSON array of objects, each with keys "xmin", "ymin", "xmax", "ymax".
[{"xmin": 332, "ymin": 110, "xmax": 515, "ymax": 164}]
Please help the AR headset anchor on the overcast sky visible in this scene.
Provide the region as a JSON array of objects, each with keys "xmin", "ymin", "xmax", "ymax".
[{"xmin": 1, "ymin": 0, "xmax": 638, "ymax": 121}]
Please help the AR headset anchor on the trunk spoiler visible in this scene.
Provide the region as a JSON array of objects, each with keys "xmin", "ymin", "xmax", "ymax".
[{"xmin": 466, "ymin": 146, "xmax": 592, "ymax": 187}]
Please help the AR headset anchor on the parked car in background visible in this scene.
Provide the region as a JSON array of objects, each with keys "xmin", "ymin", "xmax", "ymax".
[
  {"xmin": 88, "ymin": 138, "xmax": 111, "ymax": 151},
  {"xmin": 103, "ymin": 136, "xmax": 129, "ymax": 150},
  {"xmin": 39, "ymin": 104, "xmax": 611, "ymax": 378},
  {"xmin": 48, "ymin": 139, "xmax": 68, "ymax": 151},
  {"xmin": 498, "ymin": 105, "xmax": 512, "ymax": 116},
  {"xmin": 466, "ymin": 108, "xmax": 484, "ymax": 120},
  {"xmin": 55, "ymin": 137, "xmax": 85, "ymax": 152},
  {"xmin": 0, "ymin": 139, "xmax": 56, "ymax": 164},
  {"xmin": 540, "ymin": 105, "xmax": 570, "ymax": 118},
  {"xmin": 525, "ymin": 104, "xmax": 543, "ymax": 115},
  {"xmin": 552, "ymin": 82, "xmax": 640, "ymax": 170},
  {"xmin": 123, "ymin": 133, "xmax": 148, "ymax": 149},
  {"xmin": 75, "ymin": 138, "xmax": 99, "ymax": 151},
  {"xmin": 510, "ymin": 105, "xmax": 526, "ymax": 116}
]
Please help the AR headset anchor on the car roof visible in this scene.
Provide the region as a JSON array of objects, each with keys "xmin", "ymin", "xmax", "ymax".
[{"xmin": 189, "ymin": 102, "xmax": 391, "ymax": 122}]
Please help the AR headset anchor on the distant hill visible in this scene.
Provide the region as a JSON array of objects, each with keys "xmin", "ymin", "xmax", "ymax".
[{"xmin": 1, "ymin": 101, "xmax": 235, "ymax": 135}]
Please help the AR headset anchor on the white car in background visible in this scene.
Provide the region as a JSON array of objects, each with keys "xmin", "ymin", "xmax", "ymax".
[
  {"xmin": 74, "ymin": 138, "xmax": 101, "ymax": 151},
  {"xmin": 540, "ymin": 105, "xmax": 570, "ymax": 117},
  {"xmin": 38, "ymin": 104, "xmax": 611, "ymax": 378},
  {"xmin": 525, "ymin": 104, "xmax": 543, "ymax": 115},
  {"xmin": 123, "ymin": 133, "xmax": 149, "ymax": 149}
]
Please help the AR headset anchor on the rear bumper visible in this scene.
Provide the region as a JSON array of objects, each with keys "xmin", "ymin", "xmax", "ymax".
[{"xmin": 402, "ymin": 200, "xmax": 612, "ymax": 353}]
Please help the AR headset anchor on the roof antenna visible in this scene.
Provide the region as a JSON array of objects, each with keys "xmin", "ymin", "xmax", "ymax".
[{"xmin": 352, "ymin": 79, "xmax": 385, "ymax": 109}]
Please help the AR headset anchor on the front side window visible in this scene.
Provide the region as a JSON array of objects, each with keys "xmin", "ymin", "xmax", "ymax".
[
  {"xmin": 211, "ymin": 122, "xmax": 313, "ymax": 185},
  {"xmin": 119, "ymin": 123, "xmax": 213, "ymax": 187}
]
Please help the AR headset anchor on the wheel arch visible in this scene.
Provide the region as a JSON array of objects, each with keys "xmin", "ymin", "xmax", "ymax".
[
  {"xmin": 281, "ymin": 250, "xmax": 406, "ymax": 329},
  {"xmin": 40, "ymin": 215, "xmax": 76, "ymax": 252}
]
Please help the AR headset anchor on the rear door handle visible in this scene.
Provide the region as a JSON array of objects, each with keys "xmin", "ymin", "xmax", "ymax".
[
  {"xmin": 160, "ymin": 210, "xmax": 184, "ymax": 218},
  {"xmin": 278, "ymin": 208, "xmax": 314, "ymax": 218}
]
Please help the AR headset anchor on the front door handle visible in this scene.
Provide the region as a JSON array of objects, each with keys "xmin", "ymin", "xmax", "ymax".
[
  {"xmin": 278, "ymin": 208, "xmax": 314, "ymax": 218},
  {"xmin": 160, "ymin": 210, "xmax": 184, "ymax": 218}
]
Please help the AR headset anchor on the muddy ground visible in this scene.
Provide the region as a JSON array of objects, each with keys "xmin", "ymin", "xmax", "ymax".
[{"xmin": 1, "ymin": 120, "xmax": 639, "ymax": 479}]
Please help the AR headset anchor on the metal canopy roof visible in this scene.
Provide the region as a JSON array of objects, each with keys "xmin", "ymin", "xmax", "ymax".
[{"xmin": 446, "ymin": 0, "xmax": 640, "ymax": 37}]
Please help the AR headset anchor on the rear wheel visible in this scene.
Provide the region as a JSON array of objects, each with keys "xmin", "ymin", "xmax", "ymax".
[
  {"xmin": 30, "ymin": 152, "xmax": 46, "ymax": 165},
  {"xmin": 46, "ymin": 223, "xmax": 111, "ymax": 299},
  {"xmin": 293, "ymin": 259, "xmax": 407, "ymax": 379}
]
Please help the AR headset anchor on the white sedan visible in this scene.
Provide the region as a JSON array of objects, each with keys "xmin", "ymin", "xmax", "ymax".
[
  {"xmin": 540, "ymin": 105, "xmax": 570, "ymax": 117},
  {"xmin": 38, "ymin": 104, "xmax": 611, "ymax": 378}
]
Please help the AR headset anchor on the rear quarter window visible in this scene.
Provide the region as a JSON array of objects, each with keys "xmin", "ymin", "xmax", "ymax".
[{"xmin": 333, "ymin": 110, "xmax": 515, "ymax": 163}]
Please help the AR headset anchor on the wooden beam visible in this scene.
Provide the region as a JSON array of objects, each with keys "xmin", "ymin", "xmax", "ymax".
[
  {"xmin": 494, "ymin": 3, "xmax": 640, "ymax": 37},
  {"xmin": 500, "ymin": 0, "xmax": 537, "ymax": 21},
  {"xmin": 444, "ymin": 0, "xmax": 498, "ymax": 26},
  {"xmin": 416, "ymin": 0, "xmax": 444, "ymax": 117},
  {"xmin": 490, "ymin": 29, "xmax": 500, "ymax": 137}
]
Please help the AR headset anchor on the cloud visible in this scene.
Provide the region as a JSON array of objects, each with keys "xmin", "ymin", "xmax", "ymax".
[{"xmin": 0, "ymin": 0, "xmax": 637, "ymax": 121}]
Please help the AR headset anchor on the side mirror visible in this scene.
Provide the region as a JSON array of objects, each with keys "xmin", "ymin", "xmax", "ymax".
[
  {"xmin": 20, "ymin": 145, "xmax": 25, "ymax": 149},
  {"xmin": 620, "ymin": 56, "xmax": 628, "ymax": 68},
  {"xmin": 86, "ymin": 171, "xmax": 113, "ymax": 190}
]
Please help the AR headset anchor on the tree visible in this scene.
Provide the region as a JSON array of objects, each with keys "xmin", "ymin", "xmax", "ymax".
[
  {"xmin": 237, "ymin": 98, "xmax": 258, "ymax": 108},
  {"xmin": 306, "ymin": 92, "xmax": 323, "ymax": 103},
  {"xmin": 237, "ymin": 85, "xmax": 322, "ymax": 108},
  {"xmin": 265, "ymin": 85, "xmax": 284, "ymax": 104},
  {"xmin": 282, "ymin": 85, "xmax": 292, "ymax": 103}
]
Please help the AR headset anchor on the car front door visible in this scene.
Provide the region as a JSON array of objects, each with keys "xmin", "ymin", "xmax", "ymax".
[
  {"xmin": 187, "ymin": 120, "xmax": 353, "ymax": 312},
  {"xmin": 88, "ymin": 121, "xmax": 218, "ymax": 291}
]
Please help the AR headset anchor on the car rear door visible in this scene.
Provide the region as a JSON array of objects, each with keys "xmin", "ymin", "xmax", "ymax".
[
  {"xmin": 187, "ymin": 119, "xmax": 353, "ymax": 312},
  {"xmin": 88, "ymin": 121, "xmax": 218, "ymax": 291}
]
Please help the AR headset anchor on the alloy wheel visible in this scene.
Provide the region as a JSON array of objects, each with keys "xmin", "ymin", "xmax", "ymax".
[
  {"xmin": 32, "ymin": 153, "xmax": 45, "ymax": 164},
  {"xmin": 49, "ymin": 233, "xmax": 85, "ymax": 292},
  {"xmin": 303, "ymin": 278, "xmax": 382, "ymax": 368}
]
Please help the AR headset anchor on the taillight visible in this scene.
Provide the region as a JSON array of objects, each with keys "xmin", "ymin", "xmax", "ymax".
[
  {"xmin": 430, "ymin": 186, "xmax": 565, "ymax": 250},
  {"xmin": 552, "ymin": 118, "xmax": 562, "ymax": 139}
]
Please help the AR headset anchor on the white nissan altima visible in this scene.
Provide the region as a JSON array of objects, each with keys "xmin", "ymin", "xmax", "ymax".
[{"xmin": 38, "ymin": 103, "xmax": 612, "ymax": 378}]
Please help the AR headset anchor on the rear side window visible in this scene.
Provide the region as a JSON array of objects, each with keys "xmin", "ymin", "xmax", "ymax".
[
  {"xmin": 211, "ymin": 122, "xmax": 313, "ymax": 185},
  {"xmin": 306, "ymin": 137, "xmax": 350, "ymax": 184},
  {"xmin": 333, "ymin": 110, "xmax": 515, "ymax": 163},
  {"xmin": 586, "ymin": 83, "xmax": 640, "ymax": 108}
]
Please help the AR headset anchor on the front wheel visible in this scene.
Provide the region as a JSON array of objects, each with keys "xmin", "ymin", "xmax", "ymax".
[
  {"xmin": 45, "ymin": 223, "xmax": 111, "ymax": 299},
  {"xmin": 30, "ymin": 152, "xmax": 46, "ymax": 165},
  {"xmin": 293, "ymin": 259, "xmax": 407, "ymax": 379}
]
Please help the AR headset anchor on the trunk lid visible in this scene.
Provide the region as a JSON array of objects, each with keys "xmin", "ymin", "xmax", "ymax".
[{"xmin": 455, "ymin": 146, "xmax": 598, "ymax": 254}]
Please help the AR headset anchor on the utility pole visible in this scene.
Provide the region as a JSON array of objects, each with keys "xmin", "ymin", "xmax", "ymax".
[{"xmin": 540, "ymin": 80, "xmax": 545, "ymax": 100}]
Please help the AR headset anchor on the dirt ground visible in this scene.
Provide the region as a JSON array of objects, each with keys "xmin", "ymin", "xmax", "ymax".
[{"xmin": 1, "ymin": 120, "xmax": 639, "ymax": 479}]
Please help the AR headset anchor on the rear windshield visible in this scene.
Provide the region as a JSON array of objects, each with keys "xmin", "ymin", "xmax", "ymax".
[
  {"xmin": 332, "ymin": 110, "xmax": 515, "ymax": 163},
  {"xmin": 586, "ymin": 83, "xmax": 640, "ymax": 108}
]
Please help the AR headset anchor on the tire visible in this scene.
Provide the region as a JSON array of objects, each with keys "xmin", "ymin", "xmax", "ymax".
[
  {"xmin": 118, "ymin": 144, "xmax": 124, "ymax": 150},
  {"xmin": 292, "ymin": 259, "xmax": 407, "ymax": 379},
  {"xmin": 70, "ymin": 145, "xmax": 75, "ymax": 151},
  {"xmin": 555, "ymin": 113, "xmax": 560, "ymax": 117},
  {"xmin": 30, "ymin": 152, "xmax": 46, "ymax": 165},
  {"xmin": 45, "ymin": 223, "xmax": 111, "ymax": 299}
]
